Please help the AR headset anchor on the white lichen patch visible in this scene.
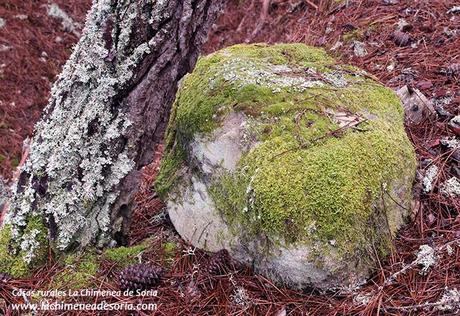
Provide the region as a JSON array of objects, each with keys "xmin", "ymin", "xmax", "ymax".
[
  {"xmin": 423, "ymin": 164, "xmax": 438, "ymax": 193},
  {"xmin": 46, "ymin": 3, "xmax": 81, "ymax": 35},
  {"xmin": 231, "ymin": 287, "xmax": 250, "ymax": 306},
  {"xmin": 210, "ymin": 57, "xmax": 325, "ymax": 94},
  {"xmin": 324, "ymin": 71, "xmax": 348, "ymax": 87},
  {"xmin": 441, "ymin": 137, "xmax": 460, "ymax": 150},
  {"xmin": 0, "ymin": 17, "xmax": 5, "ymax": 29},
  {"xmin": 330, "ymin": 41, "xmax": 343, "ymax": 51},
  {"xmin": 435, "ymin": 287, "xmax": 460, "ymax": 312},
  {"xmin": 352, "ymin": 41, "xmax": 368, "ymax": 57},
  {"xmin": 353, "ymin": 292, "xmax": 373, "ymax": 306},
  {"xmin": 19, "ymin": 229, "xmax": 41, "ymax": 264},
  {"xmin": 416, "ymin": 244, "xmax": 437, "ymax": 275},
  {"xmin": 440, "ymin": 177, "xmax": 460, "ymax": 197}
]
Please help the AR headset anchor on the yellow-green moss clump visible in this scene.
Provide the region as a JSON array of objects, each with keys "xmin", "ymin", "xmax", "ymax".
[
  {"xmin": 156, "ymin": 43, "xmax": 417, "ymax": 289},
  {"xmin": 0, "ymin": 216, "xmax": 49, "ymax": 277},
  {"xmin": 52, "ymin": 252, "xmax": 99, "ymax": 289},
  {"xmin": 51, "ymin": 243, "xmax": 151, "ymax": 288},
  {"xmin": 103, "ymin": 242, "xmax": 148, "ymax": 267}
]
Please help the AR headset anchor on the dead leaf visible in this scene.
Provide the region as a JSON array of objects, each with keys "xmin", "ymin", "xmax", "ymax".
[{"xmin": 324, "ymin": 109, "xmax": 366, "ymax": 128}]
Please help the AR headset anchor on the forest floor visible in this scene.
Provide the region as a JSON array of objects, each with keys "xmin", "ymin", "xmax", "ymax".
[{"xmin": 1, "ymin": 0, "xmax": 460, "ymax": 315}]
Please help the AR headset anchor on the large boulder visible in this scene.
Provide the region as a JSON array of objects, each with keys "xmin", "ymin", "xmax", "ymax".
[{"xmin": 155, "ymin": 44, "xmax": 417, "ymax": 290}]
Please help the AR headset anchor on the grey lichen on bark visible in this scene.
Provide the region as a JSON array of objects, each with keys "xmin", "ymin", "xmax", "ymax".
[{"xmin": 3, "ymin": 0, "xmax": 227, "ymax": 260}]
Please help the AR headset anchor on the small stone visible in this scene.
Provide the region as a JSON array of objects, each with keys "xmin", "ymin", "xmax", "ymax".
[
  {"xmin": 14, "ymin": 14, "xmax": 28, "ymax": 20},
  {"xmin": 352, "ymin": 41, "xmax": 368, "ymax": 57},
  {"xmin": 382, "ymin": 0, "xmax": 399, "ymax": 5},
  {"xmin": 0, "ymin": 45, "xmax": 11, "ymax": 53},
  {"xmin": 447, "ymin": 6, "xmax": 460, "ymax": 14},
  {"xmin": 396, "ymin": 85, "xmax": 437, "ymax": 125},
  {"xmin": 449, "ymin": 116, "xmax": 460, "ymax": 136},
  {"xmin": 386, "ymin": 60, "xmax": 396, "ymax": 72},
  {"xmin": 427, "ymin": 213, "xmax": 436, "ymax": 226}
]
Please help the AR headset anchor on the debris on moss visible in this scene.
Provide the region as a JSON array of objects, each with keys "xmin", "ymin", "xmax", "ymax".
[{"xmin": 103, "ymin": 243, "xmax": 148, "ymax": 267}]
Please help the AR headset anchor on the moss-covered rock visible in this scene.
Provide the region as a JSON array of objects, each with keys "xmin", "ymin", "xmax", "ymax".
[{"xmin": 155, "ymin": 43, "xmax": 417, "ymax": 290}]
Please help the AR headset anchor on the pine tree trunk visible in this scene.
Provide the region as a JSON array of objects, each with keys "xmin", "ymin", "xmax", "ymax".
[{"xmin": 3, "ymin": 0, "xmax": 228, "ymax": 259}]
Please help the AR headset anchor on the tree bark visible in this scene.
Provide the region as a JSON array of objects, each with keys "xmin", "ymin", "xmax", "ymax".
[{"xmin": 3, "ymin": 0, "xmax": 228, "ymax": 256}]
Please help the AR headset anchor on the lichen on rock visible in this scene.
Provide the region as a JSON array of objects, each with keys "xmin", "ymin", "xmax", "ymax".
[{"xmin": 156, "ymin": 43, "xmax": 417, "ymax": 290}]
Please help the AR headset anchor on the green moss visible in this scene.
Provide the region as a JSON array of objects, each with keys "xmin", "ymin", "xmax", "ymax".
[
  {"xmin": 0, "ymin": 225, "xmax": 29, "ymax": 277},
  {"xmin": 156, "ymin": 43, "xmax": 417, "ymax": 258},
  {"xmin": 103, "ymin": 243, "xmax": 148, "ymax": 267},
  {"xmin": 53, "ymin": 252, "xmax": 99, "ymax": 289},
  {"xmin": 221, "ymin": 43, "xmax": 335, "ymax": 67},
  {"xmin": 155, "ymin": 44, "xmax": 338, "ymax": 197},
  {"xmin": 162, "ymin": 241, "xmax": 177, "ymax": 261},
  {"xmin": 11, "ymin": 156, "xmax": 20, "ymax": 168},
  {"xmin": 0, "ymin": 216, "xmax": 49, "ymax": 278}
]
